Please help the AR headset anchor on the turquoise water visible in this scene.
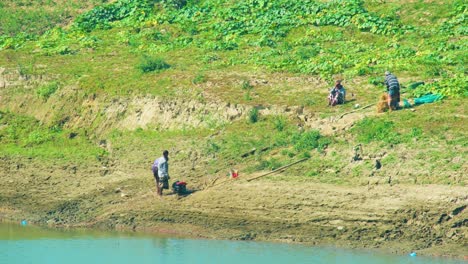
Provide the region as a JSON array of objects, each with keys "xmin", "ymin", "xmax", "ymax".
[{"xmin": 0, "ymin": 223, "xmax": 465, "ymax": 264}]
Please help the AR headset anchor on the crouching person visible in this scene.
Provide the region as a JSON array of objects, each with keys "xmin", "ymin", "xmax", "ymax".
[
  {"xmin": 328, "ymin": 80, "xmax": 346, "ymax": 106},
  {"xmin": 384, "ymin": 71, "xmax": 400, "ymax": 110}
]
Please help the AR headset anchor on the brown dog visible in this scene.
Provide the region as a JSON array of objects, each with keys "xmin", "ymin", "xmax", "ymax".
[{"xmin": 377, "ymin": 93, "xmax": 390, "ymax": 113}]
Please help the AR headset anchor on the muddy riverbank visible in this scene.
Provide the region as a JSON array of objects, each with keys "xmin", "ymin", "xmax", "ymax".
[{"xmin": 1, "ymin": 162, "xmax": 466, "ymax": 259}]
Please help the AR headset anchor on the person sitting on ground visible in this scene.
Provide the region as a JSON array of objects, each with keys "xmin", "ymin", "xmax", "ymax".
[
  {"xmin": 384, "ymin": 71, "xmax": 400, "ymax": 110},
  {"xmin": 328, "ymin": 80, "xmax": 346, "ymax": 106}
]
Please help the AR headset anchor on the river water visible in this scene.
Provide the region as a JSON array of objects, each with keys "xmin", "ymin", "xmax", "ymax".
[{"xmin": 0, "ymin": 222, "xmax": 464, "ymax": 264}]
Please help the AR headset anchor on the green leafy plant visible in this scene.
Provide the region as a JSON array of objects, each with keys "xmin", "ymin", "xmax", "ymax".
[
  {"xmin": 241, "ymin": 80, "xmax": 253, "ymax": 90},
  {"xmin": 256, "ymin": 157, "xmax": 283, "ymax": 171},
  {"xmin": 137, "ymin": 56, "xmax": 170, "ymax": 73},
  {"xmin": 36, "ymin": 82, "xmax": 59, "ymax": 100},
  {"xmin": 272, "ymin": 116, "xmax": 287, "ymax": 131},
  {"xmin": 291, "ymin": 130, "xmax": 329, "ymax": 151},
  {"xmin": 192, "ymin": 73, "xmax": 206, "ymax": 84},
  {"xmin": 74, "ymin": 0, "xmax": 153, "ymax": 32},
  {"xmin": 248, "ymin": 108, "xmax": 259, "ymax": 123},
  {"xmin": 351, "ymin": 117, "xmax": 402, "ymax": 144}
]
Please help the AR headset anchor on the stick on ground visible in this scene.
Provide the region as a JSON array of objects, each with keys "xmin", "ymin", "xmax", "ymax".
[{"xmin": 246, "ymin": 158, "xmax": 309, "ymax": 182}]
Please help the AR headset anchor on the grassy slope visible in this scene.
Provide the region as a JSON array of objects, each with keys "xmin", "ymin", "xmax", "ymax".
[
  {"xmin": 0, "ymin": 0, "xmax": 105, "ymax": 36},
  {"xmin": 1, "ymin": 0, "xmax": 466, "ymax": 184},
  {"xmin": 0, "ymin": 0, "xmax": 467, "ymax": 256}
]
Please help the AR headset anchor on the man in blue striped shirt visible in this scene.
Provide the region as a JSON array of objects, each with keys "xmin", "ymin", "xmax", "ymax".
[{"xmin": 384, "ymin": 71, "xmax": 400, "ymax": 110}]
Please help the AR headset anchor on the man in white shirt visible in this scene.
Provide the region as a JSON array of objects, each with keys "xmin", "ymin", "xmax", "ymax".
[{"xmin": 152, "ymin": 150, "xmax": 169, "ymax": 196}]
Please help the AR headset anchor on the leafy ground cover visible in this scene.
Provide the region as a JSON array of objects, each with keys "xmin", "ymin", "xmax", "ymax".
[
  {"xmin": 0, "ymin": 0, "xmax": 466, "ymax": 185},
  {"xmin": 0, "ymin": 2, "xmax": 467, "ymax": 258}
]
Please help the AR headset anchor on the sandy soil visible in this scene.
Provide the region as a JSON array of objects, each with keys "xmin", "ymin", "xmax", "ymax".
[{"xmin": 1, "ymin": 160, "xmax": 466, "ymax": 259}]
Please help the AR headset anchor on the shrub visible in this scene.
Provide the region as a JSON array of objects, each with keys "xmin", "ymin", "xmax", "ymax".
[
  {"xmin": 26, "ymin": 130, "xmax": 54, "ymax": 145},
  {"xmin": 289, "ymin": 130, "xmax": 330, "ymax": 152},
  {"xmin": 292, "ymin": 130, "xmax": 321, "ymax": 151},
  {"xmin": 248, "ymin": 108, "xmax": 259, "ymax": 123},
  {"xmin": 192, "ymin": 73, "xmax": 206, "ymax": 84},
  {"xmin": 368, "ymin": 76, "xmax": 385, "ymax": 86},
  {"xmin": 256, "ymin": 158, "xmax": 283, "ymax": 171},
  {"xmin": 36, "ymin": 82, "xmax": 59, "ymax": 100},
  {"xmin": 137, "ymin": 56, "xmax": 170, "ymax": 73},
  {"xmin": 241, "ymin": 80, "xmax": 253, "ymax": 90},
  {"xmin": 244, "ymin": 91, "xmax": 252, "ymax": 101},
  {"xmin": 206, "ymin": 140, "xmax": 220, "ymax": 154},
  {"xmin": 272, "ymin": 115, "xmax": 287, "ymax": 131},
  {"xmin": 351, "ymin": 117, "xmax": 402, "ymax": 144}
]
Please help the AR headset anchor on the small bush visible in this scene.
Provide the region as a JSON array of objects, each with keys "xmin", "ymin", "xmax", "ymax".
[
  {"xmin": 241, "ymin": 80, "xmax": 253, "ymax": 90},
  {"xmin": 351, "ymin": 117, "xmax": 402, "ymax": 144},
  {"xmin": 281, "ymin": 149, "xmax": 296, "ymax": 157},
  {"xmin": 272, "ymin": 115, "xmax": 287, "ymax": 131},
  {"xmin": 292, "ymin": 130, "xmax": 321, "ymax": 151},
  {"xmin": 26, "ymin": 130, "xmax": 54, "ymax": 145},
  {"xmin": 36, "ymin": 82, "xmax": 59, "ymax": 100},
  {"xmin": 244, "ymin": 91, "xmax": 252, "ymax": 101},
  {"xmin": 206, "ymin": 140, "xmax": 220, "ymax": 154},
  {"xmin": 256, "ymin": 158, "xmax": 283, "ymax": 171},
  {"xmin": 300, "ymin": 151, "xmax": 311, "ymax": 158},
  {"xmin": 368, "ymin": 76, "xmax": 385, "ymax": 86},
  {"xmin": 192, "ymin": 73, "xmax": 206, "ymax": 84},
  {"xmin": 248, "ymin": 108, "xmax": 259, "ymax": 123},
  {"xmin": 202, "ymin": 54, "xmax": 220, "ymax": 63},
  {"xmin": 138, "ymin": 56, "xmax": 170, "ymax": 73}
]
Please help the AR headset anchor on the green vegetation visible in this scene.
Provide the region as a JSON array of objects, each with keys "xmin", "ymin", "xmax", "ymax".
[
  {"xmin": 36, "ymin": 82, "xmax": 59, "ymax": 100},
  {"xmin": 1, "ymin": 0, "xmax": 466, "ymax": 87},
  {"xmin": 0, "ymin": 0, "xmax": 466, "ymax": 187},
  {"xmin": 137, "ymin": 55, "xmax": 170, "ymax": 73},
  {"xmin": 352, "ymin": 117, "xmax": 403, "ymax": 144},
  {"xmin": 0, "ymin": 1, "xmax": 104, "ymax": 37},
  {"xmin": 0, "ymin": 111, "xmax": 106, "ymax": 162},
  {"xmin": 248, "ymin": 108, "xmax": 259, "ymax": 123},
  {"xmin": 292, "ymin": 130, "xmax": 330, "ymax": 152}
]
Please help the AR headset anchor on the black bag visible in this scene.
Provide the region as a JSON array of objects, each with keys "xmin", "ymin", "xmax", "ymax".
[{"xmin": 172, "ymin": 181, "xmax": 187, "ymax": 194}]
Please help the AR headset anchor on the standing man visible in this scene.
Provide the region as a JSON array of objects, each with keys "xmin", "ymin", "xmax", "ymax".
[
  {"xmin": 152, "ymin": 150, "xmax": 170, "ymax": 196},
  {"xmin": 384, "ymin": 71, "xmax": 400, "ymax": 110},
  {"xmin": 157, "ymin": 150, "xmax": 170, "ymax": 196}
]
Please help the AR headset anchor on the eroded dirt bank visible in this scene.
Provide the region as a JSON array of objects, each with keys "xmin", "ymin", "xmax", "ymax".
[{"xmin": 0, "ymin": 159, "xmax": 466, "ymax": 259}]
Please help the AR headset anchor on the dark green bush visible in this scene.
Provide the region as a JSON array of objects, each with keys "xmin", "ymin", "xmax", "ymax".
[
  {"xmin": 241, "ymin": 80, "xmax": 253, "ymax": 90},
  {"xmin": 256, "ymin": 158, "xmax": 283, "ymax": 171},
  {"xmin": 272, "ymin": 116, "xmax": 287, "ymax": 131},
  {"xmin": 289, "ymin": 130, "xmax": 330, "ymax": 151},
  {"xmin": 248, "ymin": 108, "xmax": 259, "ymax": 123},
  {"xmin": 36, "ymin": 82, "xmax": 59, "ymax": 100},
  {"xmin": 351, "ymin": 117, "xmax": 402, "ymax": 144},
  {"xmin": 192, "ymin": 73, "xmax": 206, "ymax": 84},
  {"xmin": 137, "ymin": 56, "xmax": 170, "ymax": 73},
  {"xmin": 292, "ymin": 130, "xmax": 320, "ymax": 151}
]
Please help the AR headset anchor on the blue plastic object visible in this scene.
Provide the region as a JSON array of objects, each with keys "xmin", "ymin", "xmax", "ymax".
[
  {"xmin": 403, "ymin": 99, "xmax": 411, "ymax": 108},
  {"xmin": 413, "ymin": 94, "xmax": 443, "ymax": 105},
  {"xmin": 20, "ymin": 220, "xmax": 27, "ymax": 226},
  {"xmin": 409, "ymin": 252, "xmax": 417, "ymax": 257}
]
